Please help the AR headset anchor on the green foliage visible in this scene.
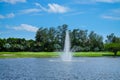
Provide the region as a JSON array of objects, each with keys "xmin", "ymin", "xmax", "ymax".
[
  {"xmin": 105, "ymin": 33, "xmax": 120, "ymax": 56},
  {"xmin": 104, "ymin": 43, "xmax": 120, "ymax": 56},
  {"xmin": 105, "ymin": 33, "xmax": 120, "ymax": 43},
  {"xmin": 0, "ymin": 24, "xmax": 120, "ymax": 52},
  {"xmin": 88, "ymin": 31, "xmax": 103, "ymax": 51}
]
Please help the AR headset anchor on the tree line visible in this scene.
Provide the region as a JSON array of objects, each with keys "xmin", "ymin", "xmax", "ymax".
[{"xmin": 0, "ymin": 24, "xmax": 120, "ymax": 55}]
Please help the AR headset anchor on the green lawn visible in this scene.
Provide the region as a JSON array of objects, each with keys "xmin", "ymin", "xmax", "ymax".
[
  {"xmin": 0, "ymin": 52, "xmax": 120, "ymax": 58},
  {"xmin": 73, "ymin": 52, "xmax": 120, "ymax": 57},
  {"xmin": 0, "ymin": 52, "xmax": 59, "ymax": 58}
]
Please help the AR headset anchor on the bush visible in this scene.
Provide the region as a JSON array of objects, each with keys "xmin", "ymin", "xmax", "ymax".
[{"xmin": 105, "ymin": 43, "xmax": 120, "ymax": 56}]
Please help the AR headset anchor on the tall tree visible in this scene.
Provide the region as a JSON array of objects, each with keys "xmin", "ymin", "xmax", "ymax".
[
  {"xmin": 57, "ymin": 24, "xmax": 68, "ymax": 50},
  {"xmin": 88, "ymin": 31, "xmax": 103, "ymax": 51},
  {"xmin": 0, "ymin": 38, "xmax": 6, "ymax": 51},
  {"xmin": 105, "ymin": 33, "xmax": 120, "ymax": 56},
  {"xmin": 35, "ymin": 28, "xmax": 49, "ymax": 51},
  {"xmin": 70, "ymin": 29, "xmax": 81, "ymax": 51}
]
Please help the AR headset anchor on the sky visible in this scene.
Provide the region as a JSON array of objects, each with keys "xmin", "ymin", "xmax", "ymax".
[{"xmin": 0, "ymin": 0, "xmax": 120, "ymax": 40}]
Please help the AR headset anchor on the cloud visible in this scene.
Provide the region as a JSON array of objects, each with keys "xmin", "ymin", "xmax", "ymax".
[
  {"xmin": 0, "ymin": 13, "xmax": 15, "ymax": 19},
  {"xmin": 20, "ymin": 8, "xmax": 41, "ymax": 14},
  {"xmin": 35, "ymin": 3, "xmax": 42, "ymax": 7},
  {"xmin": 47, "ymin": 3, "xmax": 69, "ymax": 13},
  {"xmin": 75, "ymin": 0, "xmax": 120, "ymax": 4},
  {"xmin": 35, "ymin": 3, "xmax": 47, "ymax": 11},
  {"xmin": 35, "ymin": 3, "xmax": 69, "ymax": 13},
  {"xmin": 13, "ymin": 24, "xmax": 38, "ymax": 32},
  {"xmin": 101, "ymin": 8, "xmax": 120, "ymax": 20},
  {"xmin": 0, "ymin": 0, "xmax": 26, "ymax": 4},
  {"xmin": 101, "ymin": 15, "xmax": 120, "ymax": 20}
]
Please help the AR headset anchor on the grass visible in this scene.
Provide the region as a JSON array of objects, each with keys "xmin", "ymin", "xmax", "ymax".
[
  {"xmin": 73, "ymin": 52, "xmax": 120, "ymax": 57},
  {"xmin": 0, "ymin": 52, "xmax": 59, "ymax": 58},
  {"xmin": 0, "ymin": 52, "xmax": 120, "ymax": 58}
]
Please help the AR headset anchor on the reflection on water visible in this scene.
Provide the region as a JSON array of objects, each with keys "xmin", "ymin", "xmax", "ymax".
[{"xmin": 0, "ymin": 57, "xmax": 120, "ymax": 80}]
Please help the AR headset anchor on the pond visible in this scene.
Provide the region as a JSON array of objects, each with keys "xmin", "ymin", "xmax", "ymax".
[{"xmin": 0, "ymin": 57, "xmax": 120, "ymax": 80}]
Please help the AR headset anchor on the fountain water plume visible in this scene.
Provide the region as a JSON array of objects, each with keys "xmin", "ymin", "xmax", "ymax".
[
  {"xmin": 49, "ymin": 31, "xmax": 85, "ymax": 62},
  {"xmin": 61, "ymin": 30, "xmax": 72, "ymax": 61}
]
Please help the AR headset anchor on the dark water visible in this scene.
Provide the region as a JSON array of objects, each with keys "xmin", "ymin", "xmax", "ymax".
[{"xmin": 0, "ymin": 57, "xmax": 120, "ymax": 80}]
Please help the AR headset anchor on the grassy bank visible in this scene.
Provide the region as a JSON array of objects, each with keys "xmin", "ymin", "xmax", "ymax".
[
  {"xmin": 0, "ymin": 52, "xmax": 59, "ymax": 58},
  {"xmin": 73, "ymin": 52, "xmax": 120, "ymax": 57},
  {"xmin": 0, "ymin": 52, "xmax": 120, "ymax": 58}
]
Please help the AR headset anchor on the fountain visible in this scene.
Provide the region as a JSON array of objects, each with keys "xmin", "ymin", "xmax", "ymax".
[
  {"xmin": 49, "ymin": 30, "xmax": 85, "ymax": 62},
  {"xmin": 61, "ymin": 30, "xmax": 72, "ymax": 61}
]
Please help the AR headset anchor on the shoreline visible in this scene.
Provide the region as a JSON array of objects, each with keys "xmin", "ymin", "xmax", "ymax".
[{"xmin": 0, "ymin": 52, "xmax": 120, "ymax": 59}]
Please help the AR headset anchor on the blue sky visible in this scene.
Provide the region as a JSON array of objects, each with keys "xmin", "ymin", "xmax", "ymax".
[{"xmin": 0, "ymin": 0, "xmax": 120, "ymax": 40}]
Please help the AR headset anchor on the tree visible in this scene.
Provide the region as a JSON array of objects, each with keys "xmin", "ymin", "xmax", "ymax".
[
  {"xmin": 71, "ymin": 29, "xmax": 79, "ymax": 49},
  {"xmin": 35, "ymin": 28, "xmax": 48, "ymax": 43},
  {"xmin": 88, "ymin": 31, "xmax": 103, "ymax": 51},
  {"xmin": 105, "ymin": 33, "xmax": 120, "ymax": 56},
  {"xmin": 56, "ymin": 24, "xmax": 68, "ymax": 50},
  {"xmin": 3, "ymin": 43, "xmax": 11, "ymax": 51},
  {"xmin": 105, "ymin": 43, "xmax": 120, "ymax": 56},
  {"xmin": 0, "ymin": 38, "xmax": 6, "ymax": 51},
  {"xmin": 47, "ymin": 27, "xmax": 56, "ymax": 51},
  {"xmin": 2, "ymin": 24, "xmax": 120, "ymax": 52},
  {"xmin": 35, "ymin": 28, "xmax": 49, "ymax": 51},
  {"xmin": 70, "ymin": 29, "xmax": 88, "ymax": 51}
]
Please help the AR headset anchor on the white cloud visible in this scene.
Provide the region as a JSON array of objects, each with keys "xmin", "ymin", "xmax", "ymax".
[
  {"xmin": 0, "ymin": 13, "xmax": 15, "ymax": 19},
  {"xmin": 13, "ymin": 24, "xmax": 38, "ymax": 32},
  {"xmin": 48, "ymin": 3, "xmax": 69, "ymax": 13},
  {"xmin": 35, "ymin": 3, "xmax": 69, "ymax": 13},
  {"xmin": 20, "ymin": 8, "xmax": 41, "ymax": 14},
  {"xmin": 35, "ymin": 3, "xmax": 47, "ymax": 11},
  {"xmin": 101, "ymin": 8, "xmax": 120, "ymax": 20},
  {"xmin": 35, "ymin": 3, "xmax": 41, "ymax": 7},
  {"xmin": 101, "ymin": 15, "xmax": 120, "ymax": 20},
  {"xmin": 75, "ymin": 0, "xmax": 120, "ymax": 4},
  {"xmin": 0, "ymin": 0, "xmax": 26, "ymax": 4}
]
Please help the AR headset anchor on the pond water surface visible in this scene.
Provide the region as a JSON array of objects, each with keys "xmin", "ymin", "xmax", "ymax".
[{"xmin": 0, "ymin": 57, "xmax": 120, "ymax": 80}]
